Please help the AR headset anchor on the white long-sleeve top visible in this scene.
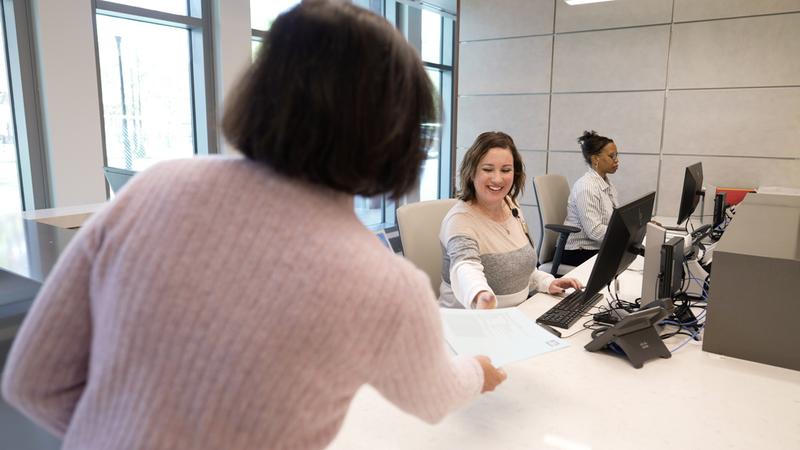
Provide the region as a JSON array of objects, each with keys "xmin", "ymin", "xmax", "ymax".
[
  {"xmin": 565, "ymin": 169, "xmax": 619, "ymax": 251},
  {"xmin": 438, "ymin": 200, "xmax": 554, "ymax": 309}
]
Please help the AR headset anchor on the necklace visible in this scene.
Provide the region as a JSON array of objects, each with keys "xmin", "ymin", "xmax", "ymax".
[{"xmin": 472, "ymin": 201, "xmax": 511, "ymax": 233}]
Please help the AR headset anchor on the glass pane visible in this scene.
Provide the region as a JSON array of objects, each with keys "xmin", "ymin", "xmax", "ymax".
[
  {"xmin": 352, "ymin": 0, "xmax": 382, "ymax": 14},
  {"xmin": 104, "ymin": 0, "xmax": 189, "ymax": 16},
  {"xmin": 421, "ymin": 9, "xmax": 442, "ymax": 64},
  {"xmin": 426, "ymin": 68, "xmax": 441, "ymax": 98},
  {"xmin": 96, "ymin": 15, "xmax": 195, "ymax": 171},
  {"xmin": 419, "ymin": 68, "xmax": 442, "ymax": 202},
  {"xmin": 355, "ymin": 196, "xmax": 383, "ymax": 227},
  {"xmin": 250, "ymin": 0, "xmax": 301, "ymax": 31},
  {"xmin": 251, "ymin": 39, "xmax": 262, "ymax": 62},
  {"xmin": 0, "ymin": 15, "xmax": 22, "ymax": 214}
]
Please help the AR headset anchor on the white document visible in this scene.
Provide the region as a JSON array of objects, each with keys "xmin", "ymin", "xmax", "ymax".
[{"xmin": 440, "ymin": 307, "xmax": 569, "ymax": 367}]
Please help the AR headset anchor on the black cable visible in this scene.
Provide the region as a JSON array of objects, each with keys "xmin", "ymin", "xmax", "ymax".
[
  {"xmin": 660, "ymin": 330, "xmax": 694, "ymax": 340},
  {"xmin": 560, "ymin": 319, "xmax": 598, "ymax": 338}
]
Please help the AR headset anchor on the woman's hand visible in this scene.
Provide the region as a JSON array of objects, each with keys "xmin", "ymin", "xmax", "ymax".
[
  {"xmin": 472, "ymin": 290, "xmax": 497, "ymax": 309},
  {"xmin": 475, "ymin": 355, "xmax": 507, "ymax": 393},
  {"xmin": 548, "ymin": 277, "xmax": 583, "ymax": 294}
]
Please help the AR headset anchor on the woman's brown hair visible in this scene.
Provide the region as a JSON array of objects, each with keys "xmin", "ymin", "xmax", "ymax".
[
  {"xmin": 457, "ymin": 131, "xmax": 525, "ymax": 203},
  {"xmin": 222, "ymin": 0, "xmax": 437, "ymax": 199}
]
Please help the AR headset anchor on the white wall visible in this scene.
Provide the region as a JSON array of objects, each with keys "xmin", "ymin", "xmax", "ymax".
[
  {"xmin": 213, "ymin": 0, "xmax": 253, "ymax": 154},
  {"xmin": 457, "ymin": 0, "xmax": 800, "ymax": 243},
  {"xmin": 34, "ymin": 0, "xmax": 106, "ymax": 207},
  {"xmin": 31, "ymin": 0, "xmax": 252, "ymax": 207}
]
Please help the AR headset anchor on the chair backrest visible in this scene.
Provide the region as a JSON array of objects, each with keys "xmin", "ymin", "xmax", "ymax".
[
  {"xmin": 533, "ymin": 174, "xmax": 571, "ymax": 264},
  {"xmin": 396, "ymin": 198, "xmax": 458, "ymax": 297}
]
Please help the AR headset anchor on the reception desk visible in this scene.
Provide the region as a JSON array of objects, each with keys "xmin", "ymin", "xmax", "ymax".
[
  {"xmin": 1, "ymin": 203, "xmax": 798, "ymax": 449},
  {"xmin": 327, "ymin": 257, "xmax": 800, "ymax": 450}
]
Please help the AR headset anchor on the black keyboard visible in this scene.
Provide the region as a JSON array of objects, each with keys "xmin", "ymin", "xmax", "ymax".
[{"xmin": 536, "ymin": 289, "xmax": 605, "ymax": 329}]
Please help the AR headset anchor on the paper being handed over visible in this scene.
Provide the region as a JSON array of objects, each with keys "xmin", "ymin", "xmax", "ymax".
[{"xmin": 440, "ymin": 307, "xmax": 568, "ymax": 367}]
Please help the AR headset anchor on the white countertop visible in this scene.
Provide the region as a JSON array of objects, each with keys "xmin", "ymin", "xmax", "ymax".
[{"xmin": 327, "ymin": 257, "xmax": 800, "ymax": 450}]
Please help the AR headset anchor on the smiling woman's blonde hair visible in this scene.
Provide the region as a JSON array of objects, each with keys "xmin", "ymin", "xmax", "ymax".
[{"xmin": 457, "ymin": 131, "xmax": 525, "ymax": 203}]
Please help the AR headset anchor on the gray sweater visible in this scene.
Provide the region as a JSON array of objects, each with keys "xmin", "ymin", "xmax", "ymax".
[{"xmin": 438, "ymin": 200, "xmax": 554, "ymax": 309}]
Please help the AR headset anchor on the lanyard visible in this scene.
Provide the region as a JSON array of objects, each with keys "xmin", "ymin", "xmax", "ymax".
[{"xmin": 504, "ymin": 197, "xmax": 534, "ymax": 249}]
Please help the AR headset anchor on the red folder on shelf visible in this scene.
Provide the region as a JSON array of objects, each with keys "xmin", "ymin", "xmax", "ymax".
[{"xmin": 715, "ymin": 187, "xmax": 755, "ymax": 206}]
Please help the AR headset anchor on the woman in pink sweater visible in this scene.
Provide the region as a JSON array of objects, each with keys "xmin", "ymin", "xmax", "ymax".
[{"xmin": 2, "ymin": 1, "xmax": 505, "ymax": 449}]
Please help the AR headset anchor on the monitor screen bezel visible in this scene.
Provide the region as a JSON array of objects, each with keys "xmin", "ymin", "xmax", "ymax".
[
  {"xmin": 676, "ymin": 162, "xmax": 703, "ymax": 226},
  {"xmin": 583, "ymin": 191, "xmax": 656, "ymax": 299}
]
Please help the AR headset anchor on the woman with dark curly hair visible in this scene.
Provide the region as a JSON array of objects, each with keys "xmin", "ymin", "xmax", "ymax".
[{"xmin": 562, "ymin": 130, "xmax": 621, "ymax": 266}]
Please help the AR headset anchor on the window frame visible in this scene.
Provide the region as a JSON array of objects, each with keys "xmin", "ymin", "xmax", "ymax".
[
  {"xmin": 2, "ymin": 0, "xmax": 49, "ymax": 210},
  {"xmin": 93, "ymin": 0, "xmax": 218, "ymax": 196},
  {"xmin": 387, "ymin": 0, "xmax": 456, "ymax": 210}
]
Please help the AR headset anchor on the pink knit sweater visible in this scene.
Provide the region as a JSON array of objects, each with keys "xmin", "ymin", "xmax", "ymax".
[{"xmin": 2, "ymin": 157, "xmax": 483, "ymax": 449}]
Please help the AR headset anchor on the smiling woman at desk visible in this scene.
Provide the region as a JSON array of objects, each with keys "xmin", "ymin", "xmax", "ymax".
[
  {"xmin": 439, "ymin": 131, "xmax": 581, "ymax": 309},
  {"xmin": 0, "ymin": 2, "xmax": 505, "ymax": 449}
]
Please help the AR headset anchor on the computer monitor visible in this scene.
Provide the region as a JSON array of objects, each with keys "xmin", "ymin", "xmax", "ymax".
[
  {"xmin": 676, "ymin": 163, "xmax": 704, "ymax": 226},
  {"xmin": 582, "ymin": 191, "xmax": 656, "ymax": 300},
  {"xmin": 103, "ymin": 166, "xmax": 137, "ymax": 194}
]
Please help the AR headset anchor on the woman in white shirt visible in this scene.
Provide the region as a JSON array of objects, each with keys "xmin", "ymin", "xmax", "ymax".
[
  {"xmin": 562, "ymin": 130, "xmax": 620, "ymax": 266},
  {"xmin": 439, "ymin": 131, "xmax": 581, "ymax": 309}
]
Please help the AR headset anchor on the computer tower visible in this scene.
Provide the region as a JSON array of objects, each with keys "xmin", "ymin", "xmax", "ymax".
[
  {"xmin": 658, "ymin": 237, "xmax": 684, "ymax": 300},
  {"xmin": 713, "ymin": 192, "xmax": 727, "ymax": 228}
]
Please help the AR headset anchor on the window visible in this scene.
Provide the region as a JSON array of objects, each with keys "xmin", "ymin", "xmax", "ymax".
[
  {"xmin": 95, "ymin": 17, "xmax": 194, "ymax": 171},
  {"xmin": 420, "ymin": 7, "xmax": 454, "ymax": 203},
  {"xmin": 0, "ymin": 7, "xmax": 20, "ymax": 214},
  {"xmin": 102, "ymin": 0, "xmax": 188, "ymax": 15},
  {"xmin": 251, "ymin": 0, "xmax": 300, "ymax": 31},
  {"xmin": 421, "ymin": 68, "xmax": 442, "ymax": 202},
  {"xmin": 94, "ymin": 1, "xmax": 216, "ymax": 175},
  {"xmin": 357, "ymin": 0, "xmax": 456, "ymax": 225},
  {"xmin": 0, "ymin": 0, "xmax": 47, "ymax": 212},
  {"xmin": 421, "ymin": 8, "xmax": 442, "ymax": 64},
  {"xmin": 391, "ymin": 1, "xmax": 455, "ymax": 205},
  {"xmin": 250, "ymin": 0, "xmax": 300, "ymax": 58}
]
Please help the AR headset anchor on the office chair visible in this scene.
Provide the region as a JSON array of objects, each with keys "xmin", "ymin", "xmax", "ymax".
[
  {"xmin": 396, "ymin": 198, "xmax": 458, "ymax": 297},
  {"xmin": 532, "ymin": 174, "xmax": 580, "ymax": 276}
]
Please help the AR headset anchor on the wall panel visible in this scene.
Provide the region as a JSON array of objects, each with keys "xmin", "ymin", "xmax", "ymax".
[
  {"xmin": 457, "ymin": 95, "xmax": 550, "ymax": 151},
  {"xmin": 549, "ymin": 91, "xmax": 664, "ymax": 153},
  {"xmin": 461, "ymin": 0, "xmax": 553, "ymax": 41},
  {"xmin": 556, "ymin": 0, "xmax": 672, "ymax": 32},
  {"xmin": 669, "ymin": 14, "xmax": 800, "ymax": 88},
  {"xmin": 674, "ymin": 0, "xmax": 800, "ymax": 22},
  {"xmin": 459, "ymin": 36, "xmax": 553, "ymax": 95},
  {"xmin": 663, "ymin": 88, "xmax": 800, "ymax": 158},
  {"xmin": 553, "ymin": 26, "xmax": 670, "ymax": 92}
]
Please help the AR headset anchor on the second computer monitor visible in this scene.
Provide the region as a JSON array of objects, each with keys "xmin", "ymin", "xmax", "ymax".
[
  {"xmin": 583, "ymin": 191, "xmax": 656, "ymax": 299},
  {"xmin": 676, "ymin": 162, "xmax": 703, "ymax": 226}
]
